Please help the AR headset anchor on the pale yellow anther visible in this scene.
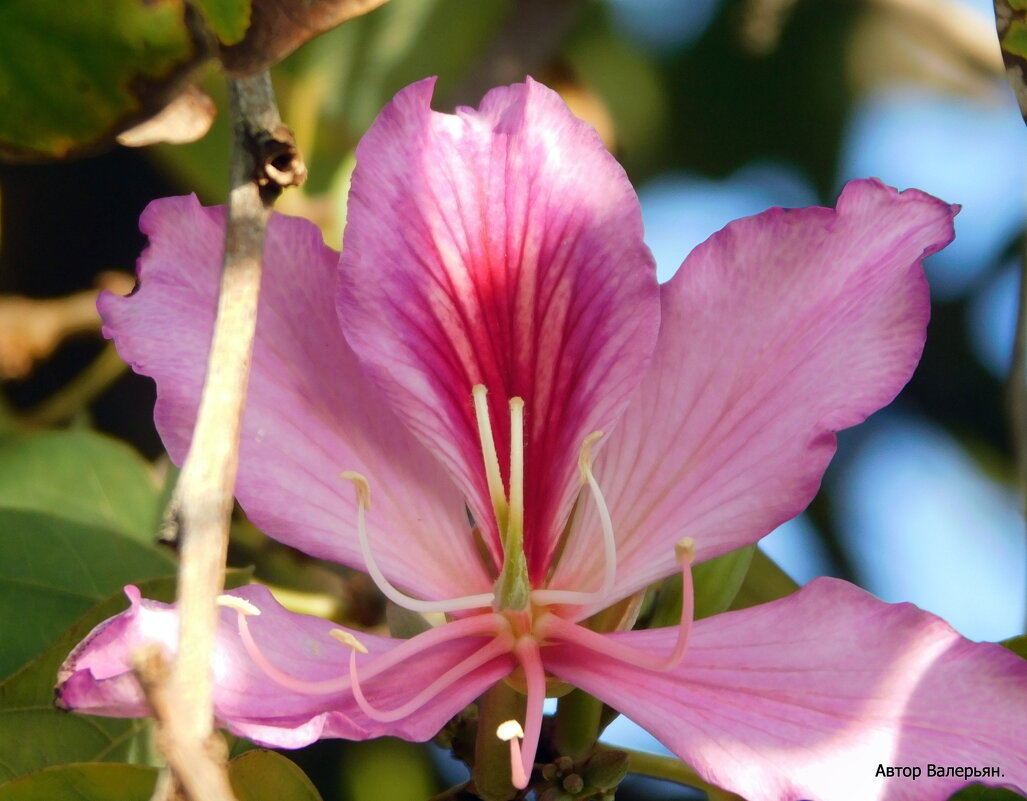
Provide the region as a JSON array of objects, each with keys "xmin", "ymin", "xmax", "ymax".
[
  {"xmin": 216, "ymin": 595, "xmax": 261, "ymax": 616},
  {"xmin": 675, "ymin": 537, "xmax": 696, "ymax": 565},
  {"xmin": 472, "ymin": 384, "xmax": 508, "ymax": 527},
  {"xmin": 329, "ymin": 628, "xmax": 369, "ymax": 654},
  {"xmin": 496, "ymin": 719, "xmax": 525, "ymax": 742},
  {"xmin": 340, "ymin": 471, "xmax": 371, "ymax": 510},
  {"xmin": 507, "ymin": 396, "xmax": 525, "ymax": 538},
  {"xmin": 577, "ymin": 430, "xmax": 604, "ymax": 483}
]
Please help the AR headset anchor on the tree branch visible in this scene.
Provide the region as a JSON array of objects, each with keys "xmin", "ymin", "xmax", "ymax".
[{"xmin": 144, "ymin": 70, "xmax": 305, "ymax": 801}]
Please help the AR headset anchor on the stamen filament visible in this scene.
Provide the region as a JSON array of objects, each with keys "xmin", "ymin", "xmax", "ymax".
[
  {"xmin": 231, "ymin": 607, "xmax": 351, "ymax": 694},
  {"xmin": 538, "ymin": 538, "xmax": 696, "ymax": 673},
  {"xmin": 342, "ymin": 470, "xmax": 495, "ymax": 614},
  {"xmin": 531, "ymin": 431, "xmax": 617, "ymax": 607},
  {"xmin": 348, "ymin": 633, "xmax": 515, "ymax": 723},
  {"xmin": 472, "ymin": 384, "xmax": 508, "ymax": 530},
  {"xmin": 225, "ymin": 601, "xmax": 506, "ymax": 696}
]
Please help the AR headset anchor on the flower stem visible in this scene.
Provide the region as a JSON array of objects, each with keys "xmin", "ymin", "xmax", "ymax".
[
  {"xmin": 473, "ymin": 682, "xmax": 525, "ymax": 801},
  {"xmin": 553, "ymin": 689, "xmax": 602, "ymax": 761}
]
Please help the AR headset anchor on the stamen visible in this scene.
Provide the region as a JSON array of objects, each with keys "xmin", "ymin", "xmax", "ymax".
[
  {"xmin": 472, "ymin": 384, "xmax": 508, "ymax": 529},
  {"xmin": 342, "ymin": 470, "xmax": 494, "ymax": 614},
  {"xmin": 216, "ymin": 595, "xmax": 261, "ymax": 616},
  {"xmin": 506, "ymin": 397, "xmax": 525, "ymax": 541},
  {"xmin": 538, "ymin": 537, "xmax": 696, "ymax": 672},
  {"xmin": 223, "ymin": 600, "xmax": 506, "ymax": 698},
  {"xmin": 497, "ymin": 719, "xmax": 529, "ymax": 790},
  {"xmin": 226, "ymin": 602, "xmax": 352, "ymax": 695},
  {"xmin": 348, "ymin": 632, "xmax": 515, "ymax": 723},
  {"xmin": 531, "ymin": 431, "xmax": 617, "ymax": 607}
]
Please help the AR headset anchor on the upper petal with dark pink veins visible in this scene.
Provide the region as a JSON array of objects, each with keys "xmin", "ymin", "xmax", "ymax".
[
  {"xmin": 337, "ymin": 78, "xmax": 660, "ymax": 576},
  {"xmin": 545, "ymin": 578, "xmax": 1027, "ymax": 801},
  {"xmin": 57, "ymin": 585, "xmax": 513, "ymax": 749},
  {"xmin": 549, "ymin": 179, "xmax": 956, "ymax": 606},
  {"xmin": 101, "ymin": 196, "xmax": 490, "ymax": 601}
]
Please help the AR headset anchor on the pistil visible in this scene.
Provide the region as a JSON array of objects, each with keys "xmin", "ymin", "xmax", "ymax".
[{"xmin": 496, "ymin": 635, "xmax": 547, "ymax": 789}]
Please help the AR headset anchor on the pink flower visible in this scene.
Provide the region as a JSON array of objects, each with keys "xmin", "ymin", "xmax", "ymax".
[{"xmin": 58, "ymin": 79, "xmax": 1027, "ymax": 801}]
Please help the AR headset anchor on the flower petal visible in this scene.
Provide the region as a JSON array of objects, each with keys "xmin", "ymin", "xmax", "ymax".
[
  {"xmin": 550, "ymin": 180, "xmax": 956, "ymax": 603},
  {"xmin": 545, "ymin": 578, "xmax": 1027, "ymax": 801},
  {"xmin": 102, "ymin": 196, "xmax": 490, "ymax": 600},
  {"xmin": 338, "ymin": 78, "xmax": 660, "ymax": 577},
  {"xmin": 57, "ymin": 585, "xmax": 513, "ymax": 748}
]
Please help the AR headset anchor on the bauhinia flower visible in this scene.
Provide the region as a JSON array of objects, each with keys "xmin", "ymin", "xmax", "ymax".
[{"xmin": 57, "ymin": 78, "xmax": 1026, "ymax": 801}]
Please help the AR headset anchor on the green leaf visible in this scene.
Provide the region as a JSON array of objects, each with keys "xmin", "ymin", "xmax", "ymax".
[
  {"xmin": 192, "ymin": 0, "xmax": 252, "ymax": 45},
  {"xmin": 649, "ymin": 545, "xmax": 756, "ymax": 627},
  {"xmin": 229, "ymin": 750, "xmax": 323, "ymax": 801},
  {"xmin": 0, "ymin": 509, "xmax": 175, "ymax": 679},
  {"xmin": 728, "ymin": 547, "xmax": 800, "ymax": 611},
  {"xmin": 0, "ymin": 571, "xmax": 251, "ymax": 782},
  {"xmin": 949, "ymin": 783, "xmax": 1026, "ymax": 801},
  {"xmin": 0, "ymin": 714, "xmax": 155, "ymax": 784},
  {"xmin": 1002, "ymin": 634, "xmax": 1027, "ymax": 660},
  {"xmin": 0, "ymin": 430, "xmax": 160, "ymax": 543},
  {"xmin": 0, "ymin": 575, "xmax": 180, "ymax": 708},
  {"xmin": 339, "ymin": 739, "xmax": 436, "ymax": 801},
  {"xmin": 0, "ymin": 0, "xmax": 205, "ymax": 160},
  {"xmin": 0, "ymin": 763, "xmax": 157, "ymax": 801},
  {"xmin": 693, "ymin": 544, "xmax": 756, "ymax": 619}
]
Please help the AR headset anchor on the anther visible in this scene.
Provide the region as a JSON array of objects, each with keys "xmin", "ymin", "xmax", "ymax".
[
  {"xmin": 473, "ymin": 384, "xmax": 508, "ymax": 528},
  {"xmin": 340, "ymin": 470, "xmax": 370, "ymax": 508},
  {"xmin": 329, "ymin": 628, "xmax": 368, "ymax": 654},
  {"xmin": 577, "ymin": 430, "xmax": 604, "ymax": 483},
  {"xmin": 675, "ymin": 536, "xmax": 695, "ymax": 564},
  {"xmin": 216, "ymin": 595, "xmax": 261, "ymax": 616}
]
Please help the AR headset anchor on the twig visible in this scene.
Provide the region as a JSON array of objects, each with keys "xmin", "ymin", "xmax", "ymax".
[
  {"xmin": 594, "ymin": 745, "xmax": 745, "ymax": 801},
  {"xmin": 144, "ymin": 71, "xmax": 305, "ymax": 801},
  {"xmin": 23, "ymin": 342, "xmax": 126, "ymax": 426}
]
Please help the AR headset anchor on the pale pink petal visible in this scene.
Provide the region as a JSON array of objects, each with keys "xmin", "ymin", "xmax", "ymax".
[
  {"xmin": 550, "ymin": 180, "xmax": 956, "ymax": 604},
  {"xmin": 545, "ymin": 578, "xmax": 1027, "ymax": 801},
  {"xmin": 338, "ymin": 78, "xmax": 660, "ymax": 576},
  {"xmin": 57, "ymin": 585, "xmax": 513, "ymax": 748},
  {"xmin": 102, "ymin": 196, "xmax": 490, "ymax": 600}
]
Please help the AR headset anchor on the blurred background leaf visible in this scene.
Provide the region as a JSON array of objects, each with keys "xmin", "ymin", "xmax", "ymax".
[
  {"xmin": 0, "ymin": 0, "xmax": 209, "ymax": 160},
  {"xmin": 229, "ymin": 750, "xmax": 324, "ymax": 801},
  {"xmin": 0, "ymin": 509, "xmax": 175, "ymax": 678},
  {"xmin": 0, "ymin": 763, "xmax": 158, "ymax": 801},
  {"xmin": 0, "ymin": 429, "xmax": 160, "ymax": 542}
]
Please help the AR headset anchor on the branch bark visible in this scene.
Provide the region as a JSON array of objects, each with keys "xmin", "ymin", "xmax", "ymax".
[{"xmin": 144, "ymin": 70, "xmax": 305, "ymax": 801}]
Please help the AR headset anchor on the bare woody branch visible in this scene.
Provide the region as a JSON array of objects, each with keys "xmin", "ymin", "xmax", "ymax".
[{"xmin": 143, "ymin": 71, "xmax": 305, "ymax": 801}]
